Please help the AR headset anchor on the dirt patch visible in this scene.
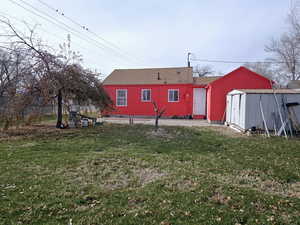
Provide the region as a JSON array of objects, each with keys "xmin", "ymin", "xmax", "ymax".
[
  {"xmin": 134, "ymin": 168, "xmax": 165, "ymax": 186},
  {"xmin": 67, "ymin": 157, "xmax": 167, "ymax": 191},
  {"xmin": 212, "ymin": 170, "xmax": 300, "ymax": 198},
  {"xmin": 210, "ymin": 191, "xmax": 231, "ymax": 205},
  {"xmin": 204, "ymin": 126, "xmax": 245, "ymax": 138},
  {"xmin": 170, "ymin": 179, "xmax": 199, "ymax": 191},
  {"xmin": 146, "ymin": 128, "xmax": 175, "ymax": 139},
  {"xmin": 0, "ymin": 124, "xmax": 80, "ymax": 141}
]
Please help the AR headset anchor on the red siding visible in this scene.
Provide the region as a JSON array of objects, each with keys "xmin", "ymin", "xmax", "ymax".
[
  {"xmin": 104, "ymin": 84, "xmax": 196, "ymax": 117},
  {"xmin": 103, "ymin": 67, "xmax": 273, "ymax": 121},
  {"xmin": 206, "ymin": 67, "xmax": 272, "ymax": 122}
]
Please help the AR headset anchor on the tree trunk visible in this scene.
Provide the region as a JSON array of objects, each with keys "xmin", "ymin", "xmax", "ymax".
[
  {"xmin": 56, "ymin": 89, "xmax": 63, "ymax": 128},
  {"xmin": 3, "ymin": 119, "xmax": 10, "ymax": 131},
  {"xmin": 155, "ymin": 115, "xmax": 159, "ymax": 131}
]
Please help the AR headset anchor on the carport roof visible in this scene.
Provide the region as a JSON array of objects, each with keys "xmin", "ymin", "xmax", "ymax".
[{"xmin": 230, "ymin": 89, "xmax": 300, "ymax": 94}]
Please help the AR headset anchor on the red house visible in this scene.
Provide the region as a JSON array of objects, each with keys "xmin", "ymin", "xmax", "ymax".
[{"xmin": 103, "ymin": 66, "xmax": 272, "ymax": 123}]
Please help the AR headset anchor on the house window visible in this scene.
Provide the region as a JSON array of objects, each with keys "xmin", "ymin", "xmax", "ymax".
[
  {"xmin": 168, "ymin": 89, "xmax": 179, "ymax": 102},
  {"xmin": 141, "ymin": 89, "xmax": 151, "ymax": 102},
  {"xmin": 116, "ymin": 89, "xmax": 127, "ymax": 106}
]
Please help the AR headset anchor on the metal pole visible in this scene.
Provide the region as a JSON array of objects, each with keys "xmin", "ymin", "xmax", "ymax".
[
  {"xmin": 187, "ymin": 52, "xmax": 191, "ymax": 67},
  {"xmin": 272, "ymin": 87, "xmax": 288, "ymax": 138},
  {"xmin": 259, "ymin": 95, "xmax": 270, "ymax": 137},
  {"xmin": 282, "ymin": 96, "xmax": 294, "ymax": 137}
]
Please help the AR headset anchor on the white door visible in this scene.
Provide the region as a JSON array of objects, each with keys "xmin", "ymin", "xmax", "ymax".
[
  {"xmin": 193, "ymin": 88, "xmax": 206, "ymax": 115},
  {"xmin": 231, "ymin": 94, "xmax": 240, "ymax": 125},
  {"xmin": 226, "ymin": 95, "xmax": 232, "ymax": 123}
]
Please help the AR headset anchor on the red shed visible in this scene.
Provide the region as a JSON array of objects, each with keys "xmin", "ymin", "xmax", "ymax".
[{"xmin": 103, "ymin": 66, "xmax": 272, "ymax": 123}]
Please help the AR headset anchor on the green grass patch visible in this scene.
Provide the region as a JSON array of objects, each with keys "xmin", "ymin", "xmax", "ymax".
[{"xmin": 0, "ymin": 124, "xmax": 300, "ymax": 224}]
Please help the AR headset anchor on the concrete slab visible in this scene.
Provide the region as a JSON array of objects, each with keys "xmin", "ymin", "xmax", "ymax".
[{"xmin": 103, "ymin": 117, "xmax": 223, "ymax": 127}]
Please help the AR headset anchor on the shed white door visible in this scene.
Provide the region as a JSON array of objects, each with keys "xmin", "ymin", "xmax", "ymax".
[
  {"xmin": 231, "ymin": 94, "xmax": 241, "ymax": 125},
  {"xmin": 193, "ymin": 88, "xmax": 206, "ymax": 115},
  {"xmin": 226, "ymin": 95, "xmax": 232, "ymax": 123}
]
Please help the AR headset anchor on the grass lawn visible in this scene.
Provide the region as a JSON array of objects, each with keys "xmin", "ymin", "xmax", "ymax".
[{"xmin": 0, "ymin": 124, "xmax": 300, "ymax": 225}]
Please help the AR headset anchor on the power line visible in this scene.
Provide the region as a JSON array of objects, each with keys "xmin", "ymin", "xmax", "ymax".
[
  {"xmin": 190, "ymin": 58, "xmax": 286, "ymax": 64},
  {"xmin": 37, "ymin": 0, "xmax": 143, "ymax": 64},
  {"xmin": 9, "ymin": 0, "xmax": 137, "ymax": 66},
  {"xmin": 0, "ymin": 11, "xmax": 118, "ymax": 72},
  {"xmin": 7, "ymin": 0, "xmax": 105, "ymax": 54},
  {"xmin": 0, "ymin": 12, "xmax": 98, "ymax": 64},
  {"xmin": 17, "ymin": 0, "xmax": 132, "ymax": 63}
]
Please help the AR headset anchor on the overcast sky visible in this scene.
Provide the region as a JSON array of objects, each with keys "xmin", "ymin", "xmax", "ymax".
[{"xmin": 0, "ymin": 0, "xmax": 292, "ymax": 78}]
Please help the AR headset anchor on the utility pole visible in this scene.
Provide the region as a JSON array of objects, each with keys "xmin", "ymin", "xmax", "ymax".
[{"xmin": 187, "ymin": 52, "xmax": 191, "ymax": 67}]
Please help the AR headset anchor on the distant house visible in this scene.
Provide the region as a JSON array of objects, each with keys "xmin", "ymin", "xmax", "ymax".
[{"xmin": 103, "ymin": 66, "xmax": 273, "ymax": 123}]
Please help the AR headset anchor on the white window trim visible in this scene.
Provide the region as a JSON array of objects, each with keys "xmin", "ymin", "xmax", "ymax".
[
  {"xmin": 141, "ymin": 89, "xmax": 151, "ymax": 102},
  {"xmin": 168, "ymin": 89, "xmax": 179, "ymax": 102},
  {"xmin": 116, "ymin": 89, "xmax": 127, "ymax": 107}
]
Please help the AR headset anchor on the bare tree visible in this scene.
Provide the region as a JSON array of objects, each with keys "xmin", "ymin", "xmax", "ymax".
[
  {"xmin": 288, "ymin": 1, "xmax": 300, "ymax": 37},
  {"xmin": 0, "ymin": 49, "xmax": 18, "ymax": 97},
  {"xmin": 265, "ymin": 34, "xmax": 300, "ymax": 81},
  {"xmin": 265, "ymin": 3, "xmax": 300, "ymax": 83},
  {"xmin": 0, "ymin": 18, "xmax": 112, "ymax": 129},
  {"xmin": 193, "ymin": 65, "xmax": 214, "ymax": 77},
  {"xmin": 0, "ymin": 43, "xmax": 37, "ymax": 129},
  {"xmin": 152, "ymin": 101, "xmax": 166, "ymax": 131},
  {"xmin": 243, "ymin": 62, "xmax": 272, "ymax": 78}
]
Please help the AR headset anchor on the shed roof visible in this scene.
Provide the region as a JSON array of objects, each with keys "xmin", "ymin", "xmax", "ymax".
[
  {"xmin": 103, "ymin": 67, "xmax": 194, "ymax": 85},
  {"xmin": 230, "ymin": 89, "xmax": 300, "ymax": 94}
]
